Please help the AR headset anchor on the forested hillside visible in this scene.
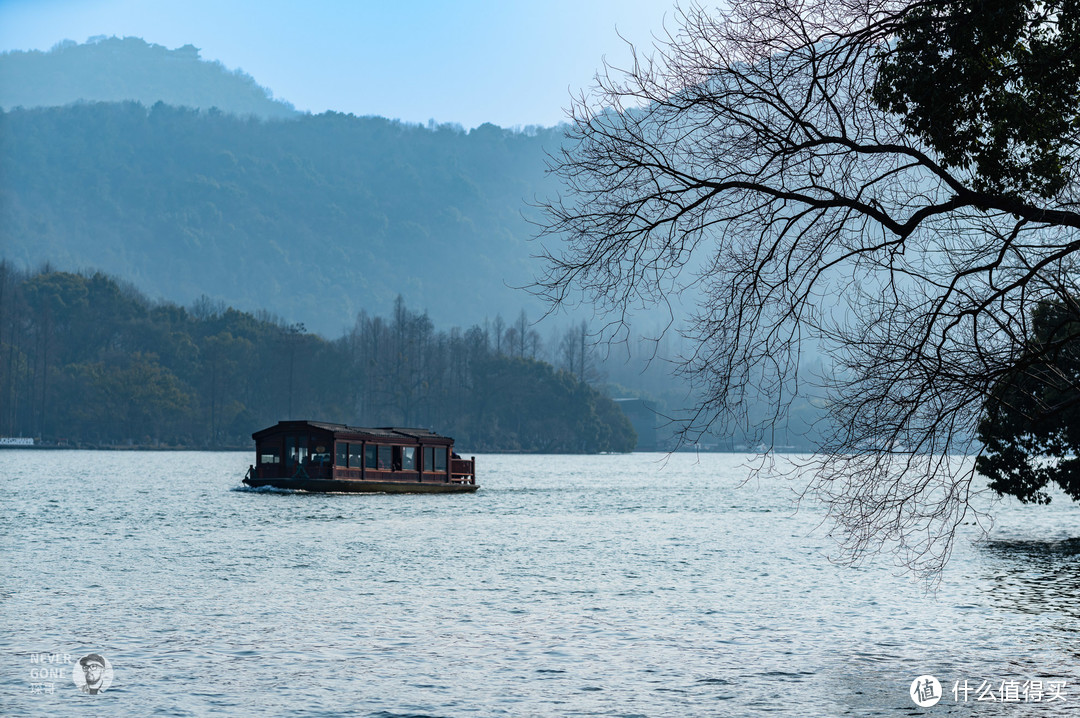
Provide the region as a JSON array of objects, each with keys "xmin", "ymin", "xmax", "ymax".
[
  {"xmin": 0, "ymin": 101, "xmax": 561, "ymax": 334},
  {"xmin": 0, "ymin": 265, "xmax": 636, "ymax": 452},
  {"xmin": 0, "ymin": 37, "xmax": 836, "ymax": 452},
  {"xmin": 0, "ymin": 36, "xmax": 296, "ymax": 119}
]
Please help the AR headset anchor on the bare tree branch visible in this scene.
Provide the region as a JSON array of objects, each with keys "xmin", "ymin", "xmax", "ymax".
[{"xmin": 535, "ymin": 0, "xmax": 1080, "ymax": 577}]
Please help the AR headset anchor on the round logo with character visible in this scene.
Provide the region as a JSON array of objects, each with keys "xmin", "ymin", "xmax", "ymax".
[
  {"xmin": 910, "ymin": 674, "xmax": 941, "ymax": 707},
  {"xmin": 72, "ymin": 653, "xmax": 113, "ymax": 695}
]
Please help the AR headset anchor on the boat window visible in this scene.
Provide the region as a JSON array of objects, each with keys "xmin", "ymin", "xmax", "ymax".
[
  {"xmin": 378, "ymin": 445, "xmax": 392, "ymax": 470},
  {"xmin": 423, "ymin": 447, "xmax": 434, "ymax": 472},
  {"xmin": 435, "ymin": 447, "xmax": 447, "ymax": 472},
  {"xmin": 392, "ymin": 446, "xmax": 403, "ymax": 471},
  {"xmin": 402, "ymin": 446, "xmax": 416, "ymax": 471},
  {"xmin": 349, "ymin": 443, "xmax": 362, "ymax": 468},
  {"xmin": 285, "ymin": 436, "xmax": 306, "ymax": 467},
  {"xmin": 259, "ymin": 446, "xmax": 280, "ymax": 465},
  {"xmin": 311, "ymin": 444, "xmax": 331, "ymax": 466},
  {"xmin": 335, "ymin": 442, "xmax": 347, "ymax": 467},
  {"xmin": 365, "ymin": 444, "xmax": 377, "ymax": 469}
]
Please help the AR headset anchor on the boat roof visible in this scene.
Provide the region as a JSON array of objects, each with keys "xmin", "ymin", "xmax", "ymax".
[{"xmin": 252, "ymin": 420, "xmax": 453, "ymax": 444}]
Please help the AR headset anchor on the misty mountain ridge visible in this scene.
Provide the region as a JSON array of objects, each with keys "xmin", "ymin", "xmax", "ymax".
[
  {"xmin": 0, "ymin": 36, "xmax": 573, "ymax": 332},
  {"xmin": 0, "ymin": 36, "xmax": 297, "ymax": 120},
  {"xmin": 0, "ymin": 101, "xmax": 567, "ymax": 334},
  {"xmin": 0, "ymin": 35, "xmax": 832, "ymax": 446}
]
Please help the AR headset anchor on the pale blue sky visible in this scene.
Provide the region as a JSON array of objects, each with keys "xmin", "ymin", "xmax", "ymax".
[{"xmin": 0, "ymin": 0, "xmax": 678, "ymax": 128}]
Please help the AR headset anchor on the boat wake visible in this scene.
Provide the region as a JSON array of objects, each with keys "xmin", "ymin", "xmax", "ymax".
[{"xmin": 230, "ymin": 484, "xmax": 303, "ymax": 494}]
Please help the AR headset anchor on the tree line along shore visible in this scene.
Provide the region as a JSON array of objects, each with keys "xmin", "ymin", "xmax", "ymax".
[{"xmin": 0, "ymin": 265, "xmax": 636, "ymax": 453}]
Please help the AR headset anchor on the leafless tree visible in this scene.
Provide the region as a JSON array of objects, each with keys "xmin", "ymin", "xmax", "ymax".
[
  {"xmin": 492, "ymin": 314, "xmax": 506, "ymax": 355},
  {"xmin": 558, "ymin": 320, "xmax": 607, "ymax": 385},
  {"xmin": 514, "ymin": 310, "xmax": 529, "ymax": 357},
  {"xmin": 536, "ymin": 0, "xmax": 1080, "ymax": 576}
]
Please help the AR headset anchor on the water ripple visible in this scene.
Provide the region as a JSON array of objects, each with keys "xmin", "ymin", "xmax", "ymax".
[{"xmin": 1, "ymin": 451, "xmax": 1077, "ymax": 716}]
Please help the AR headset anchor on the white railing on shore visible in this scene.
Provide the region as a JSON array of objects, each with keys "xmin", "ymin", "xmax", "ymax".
[{"xmin": 0, "ymin": 437, "xmax": 34, "ymax": 446}]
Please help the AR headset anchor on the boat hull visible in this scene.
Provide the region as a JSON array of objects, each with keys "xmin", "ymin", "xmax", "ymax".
[{"xmin": 242, "ymin": 476, "xmax": 479, "ymax": 493}]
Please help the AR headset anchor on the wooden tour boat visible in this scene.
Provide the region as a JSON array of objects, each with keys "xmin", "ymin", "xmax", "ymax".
[{"xmin": 243, "ymin": 420, "xmax": 478, "ymax": 493}]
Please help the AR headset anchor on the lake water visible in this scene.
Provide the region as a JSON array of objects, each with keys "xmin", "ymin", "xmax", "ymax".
[{"xmin": 2, "ymin": 450, "xmax": 1078, "ymax": 716}]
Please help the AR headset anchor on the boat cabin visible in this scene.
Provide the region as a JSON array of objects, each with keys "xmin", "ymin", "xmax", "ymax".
[{"xmin": 248, "ymin": 420, "xmax": 477, "ymax": 491}]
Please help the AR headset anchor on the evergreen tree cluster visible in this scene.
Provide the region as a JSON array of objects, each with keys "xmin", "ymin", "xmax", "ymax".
[
  {"xmin": 0, "ymin": 265, "xmax": 636, "ymax": 453},
  {"xmin": 977, "ymin": 298, "xmax": 1080, "ymax": 503}
]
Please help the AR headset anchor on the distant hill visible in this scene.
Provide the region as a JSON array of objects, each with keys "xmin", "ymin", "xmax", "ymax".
[
  {"xmin": 0, "ymin": 102, "xmax": 562, "ymax": 333},
  {"xmin": 0, "ymin": 36, "xmax": 829, "ymax": 443},
  {"xmin": 0, "ymin": 36, "xmax": 296, "ymax": 119}
]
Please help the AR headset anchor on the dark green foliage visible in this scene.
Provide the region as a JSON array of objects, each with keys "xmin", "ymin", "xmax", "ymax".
[
  {"xmin": 874, "ymin": 0, "xmax": 1080, "ymax": 198},
  {"xmin": 977, "ymin": 298, "xmax": 1080, "ymax": 502},
  {"xmin": 0, "ymin": 102, "xmax": 559, "ymax": 334},
  {"xmin": 461, "ymin": 356, "xmax": 637, "ymax": 453},
  {"xmin": 0, "ymin": 265, "xmax": 634, "ymax": 453},
  {"xmin": 0, "ymin": 37, "xmax": 296, "ymax": 119}
]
